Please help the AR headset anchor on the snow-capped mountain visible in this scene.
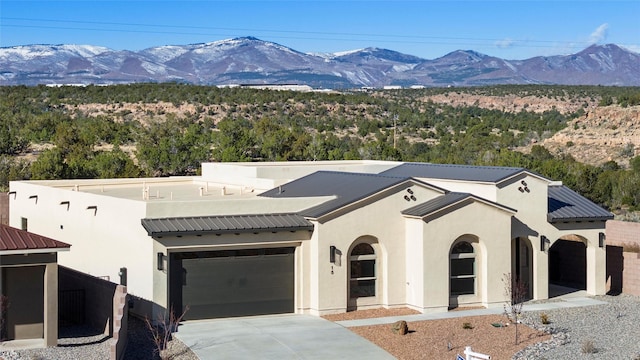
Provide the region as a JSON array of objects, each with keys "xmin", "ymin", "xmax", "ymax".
[{"xmin": 1, "ymin": 37, "xmax": 638, "ymax": 87}]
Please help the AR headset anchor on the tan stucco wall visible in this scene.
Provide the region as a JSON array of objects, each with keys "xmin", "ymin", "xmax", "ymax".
[
  {"xmin": 408, "ymin": 200, "xmax": 513, "ymax": 312},
  {"xmin": 9, "ymin": 182, "xmax": 154, "ymax": 301},
  {"xmin": 308, "ymin": 184, "xmax": 442, "ymax": 315}
]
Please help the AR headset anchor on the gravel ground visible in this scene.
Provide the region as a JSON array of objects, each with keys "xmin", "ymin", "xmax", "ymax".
[
  {"xmin": 0, "ymin": 325, "xmax": 110, "ymax": 360},
  {"xmin": 0, "ymin": 316, "xmax": 197, "ymax": 360},
  {"xmin": 515, "ymin": 294, "xmax": 640, "ymax": 359}
]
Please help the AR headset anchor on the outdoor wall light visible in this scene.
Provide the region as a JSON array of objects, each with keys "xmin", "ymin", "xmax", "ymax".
[
  {"xmin": 599, "ymin": 232, "xmax": 606, "ymax": 248},
  {"xmin": 330, "ymin": 245, "xmax": 337, "ymax": 263},
  {"xmin": 157, "ymin": 252, "xmax": 165, "ymax": 271},
  {"xmin": 118, "ymin": 267, "xmax": 127, "ymax": 286},
  {"xmin": 540, "ymin": 235, "xmax": 550, "ymax": 252}
]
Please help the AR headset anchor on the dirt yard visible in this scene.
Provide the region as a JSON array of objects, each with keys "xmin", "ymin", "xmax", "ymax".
[{"xmin": 324, "ymin": 308, "xmax": 550, "ymax": 360}]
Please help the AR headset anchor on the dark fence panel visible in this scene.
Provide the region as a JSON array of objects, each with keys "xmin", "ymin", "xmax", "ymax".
[{"xmin": 59, "ymin": 289, "xmax": 85, "ymax": 326}]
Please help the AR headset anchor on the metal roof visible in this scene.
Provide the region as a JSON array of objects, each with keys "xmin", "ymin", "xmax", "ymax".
[
  {"xmin": 402, "ymin": 192, "xmax": 516, "ymax": 218},
  {"xmin": 141, "ymin": 213, "xmax": 314, "ymax": 237},
  {"xmin": 381, "ymin": 163, "xmax": 527, "ymax": 183},
  {"xmin": 0, "ymin": 224, "xmax": 71, "ymax": 253},
  {"xmin": 259, "ymin": 171, "xmax": 430, "ymax": 218},
  {"xmin": 547, "ymin": 185, "xmax": 614, "ymax": 223}
]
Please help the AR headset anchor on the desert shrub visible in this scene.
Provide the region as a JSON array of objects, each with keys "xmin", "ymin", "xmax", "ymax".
[{"xmin": 540, "ymin": 313, "xmax": 550, "ymax": 324}]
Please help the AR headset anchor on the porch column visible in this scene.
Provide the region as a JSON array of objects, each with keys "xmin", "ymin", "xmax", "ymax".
[
  {"xmin": 532, "ymin": 236, "xmax": 549, "ymax": 300},
  {"xmin": 43, "ymin": 263, "xmax": 58, "ymax": 347},
  {"xmin": 586, "ymin": 237, "xmax": 606, "ymax": 295}
]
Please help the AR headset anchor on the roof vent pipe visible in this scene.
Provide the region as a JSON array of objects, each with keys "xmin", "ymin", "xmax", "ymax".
[
  {"xmin": 199, "ymin": 187, "xmax": 204, "ymax": 197},
  {"xmin": 221, "ymin": 186, "xmax": 226, "ymax": 196}
]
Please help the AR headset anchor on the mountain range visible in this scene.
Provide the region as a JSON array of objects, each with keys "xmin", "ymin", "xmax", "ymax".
[{"xmin": 1, "ymin": 37, "xmax": 639, "ymax": 88}]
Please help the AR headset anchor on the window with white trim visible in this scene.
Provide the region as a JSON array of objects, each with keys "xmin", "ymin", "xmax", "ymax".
[
  {"xmin": 450, "ymin": 241, "xmax": 476, "ymax": 295},
  {"xmin": 350, "ymin": 243, "xmax": 376, "ymax": 298}
]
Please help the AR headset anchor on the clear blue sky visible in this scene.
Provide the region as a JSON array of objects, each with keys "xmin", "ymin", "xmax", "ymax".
[{"xmin": 1, "ymin": 1, "xmax": 638, "ymax": 60}]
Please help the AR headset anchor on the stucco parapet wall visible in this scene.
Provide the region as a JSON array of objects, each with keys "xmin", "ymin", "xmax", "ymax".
[
  {"xmin": 145, "ymin": 196, "xmax": 333, "ymax": 218},
  {"xmin": 12, "ymin": 177, "xmax": 274, "ymax": 203},
  {"xmin": 200, "ymin": 160, "xmax": 400, "ymax": 185}
]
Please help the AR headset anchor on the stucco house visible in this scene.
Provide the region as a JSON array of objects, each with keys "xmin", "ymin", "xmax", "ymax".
[
  {"xmin": 8, "ymin": 161, "xmax": 613, "ymax": 320},
  {"xmin": 0, "ymin": 224, "xmax": 69, "ymax": 346}
]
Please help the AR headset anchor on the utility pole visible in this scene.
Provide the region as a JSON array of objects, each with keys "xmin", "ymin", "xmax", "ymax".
[{"xmin": 393, "ymin": 114, "xmax": 398, "ymax": 149}]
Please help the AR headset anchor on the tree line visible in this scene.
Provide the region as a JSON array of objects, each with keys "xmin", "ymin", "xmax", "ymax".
[{"xmin": 1, "ymin": 84, "xmax": 639, "ymax": 214}]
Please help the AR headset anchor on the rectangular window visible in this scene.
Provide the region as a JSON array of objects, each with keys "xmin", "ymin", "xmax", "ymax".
[
  {"xmin": 351, "ymin": 259, "xmax": 375, "ymax": 278},
  {"xmin": 350, "ymin": 279, "xmax": 376, "ymax": 298},
  {"xmin": 450, "ymin": 278, "xmax": 475, "ymax": 295},
  {"xmin": 451, "ymin": 258, "xmax": 474, "ymax": 277},
  {"xmin": 21, "ymin": 217, "xmax": 28, "ymax": 231},
  {"xmin": 350, "ymin": 258, "xmax": 376, "ymax": 298}
]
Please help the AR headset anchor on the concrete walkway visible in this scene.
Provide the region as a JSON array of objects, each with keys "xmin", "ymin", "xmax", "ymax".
[
  {"xmin": 335, "ymin": 295, "xmax": 608, "ymax": 327},
  {"xmin": 174, "ymin": 314, "xmax": 395, "ymax": 360}
]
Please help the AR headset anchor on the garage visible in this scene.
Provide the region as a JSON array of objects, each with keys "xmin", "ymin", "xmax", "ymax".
[{"xmin": 169, "ymin": 247, "xmax": 295, "ymax": 320}]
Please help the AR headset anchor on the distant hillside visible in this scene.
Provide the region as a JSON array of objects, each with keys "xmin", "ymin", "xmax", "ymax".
[{"xmin": 1, "ymin": 38, "xmax": 639, "ymax": 87}]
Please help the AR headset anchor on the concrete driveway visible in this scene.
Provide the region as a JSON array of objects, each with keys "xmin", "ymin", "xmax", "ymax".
[{"xmin": 174, "ymin": 314, "xmax": 394, "ymax": 360}]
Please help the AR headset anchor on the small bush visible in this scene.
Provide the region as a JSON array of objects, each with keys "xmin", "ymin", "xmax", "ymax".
[
  {"xmin": 462, "ymin": 322, "xmax": 474, "ymax": 329},
  {"xmin": 540, "ymin": 312, "xmax": 550, "ymax": 324},
  {"xmin": 622, "ymin": 242, "xmax": 640, "ymax": 253},
  {"xmin": 581, "ymin": 339, "xmax": 596, "ymax": 354}
]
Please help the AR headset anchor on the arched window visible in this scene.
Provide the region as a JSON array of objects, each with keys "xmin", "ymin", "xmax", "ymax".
[
  {"xmin": 350, "ymin": 243, "xmax": 376, "ymax": 298},
  {"xmin": 450, "ymin": 241, "xmax": 476, "ymax": 295}
]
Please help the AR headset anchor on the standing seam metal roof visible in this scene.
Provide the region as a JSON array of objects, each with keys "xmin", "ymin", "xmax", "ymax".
[
  {"xmin": 547, "ymin": 185, "xmax": 614, "ymax": 222},
  {"xmin": 380, "ymin": 163, "xmax": 527, "ymax": 183},
  {"xmin": 259, "ymin": 171, "xmax": 438, "ymax": 218},
  {"xmin": 141, "ymin": 213, "xmax": 314, "ymax": 236},
  {"xmin": 402, "ymin": 192, "xmax": 516, "ymax": 217},
  {"xmin": 0, "ymin": 224, "xmax": 71, "ymax": 252}
]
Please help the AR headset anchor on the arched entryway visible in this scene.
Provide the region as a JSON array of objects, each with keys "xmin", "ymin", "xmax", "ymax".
[
  {"xmin": 512, "ymin": 237, "xmax": 533, "ymax": 301},
  {"xmin": 347, "ymin": 236, "xmax": 381, "ymax": 310},
  {"xmin": 548, "ymin": 235, "xmax": 587, "ymax": 296}
]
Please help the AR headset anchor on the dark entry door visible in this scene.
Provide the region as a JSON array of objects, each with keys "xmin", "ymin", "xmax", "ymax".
[{"xmin": 170, "ymin": 248, "xmax": 295, "ymax": 320}]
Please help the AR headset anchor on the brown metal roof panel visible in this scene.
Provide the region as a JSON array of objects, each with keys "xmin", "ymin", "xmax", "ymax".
[{"xmin": 0, "ymin": 224, "xmax": 70, "ymax": 252}]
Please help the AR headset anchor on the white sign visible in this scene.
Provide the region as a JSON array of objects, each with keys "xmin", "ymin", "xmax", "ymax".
[{"xmin": 464, "ymin": 346, "xmax": 491, "ymax": 360}]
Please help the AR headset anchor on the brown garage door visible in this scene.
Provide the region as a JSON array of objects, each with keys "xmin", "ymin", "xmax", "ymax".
[{"xmin": 170, "ymin": 248, "xmax": 294, "ymax": 320}]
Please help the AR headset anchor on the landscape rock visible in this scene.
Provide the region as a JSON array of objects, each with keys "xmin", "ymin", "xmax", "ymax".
[{"xmin": 391, "ymin": 320, "xmax": 408, "ymax": 335}]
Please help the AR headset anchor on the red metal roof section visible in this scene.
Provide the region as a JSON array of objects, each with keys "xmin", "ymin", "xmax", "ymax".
[{"xmin": 0, "ymin": 224, "xmax": 70, "ymax": 251}]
